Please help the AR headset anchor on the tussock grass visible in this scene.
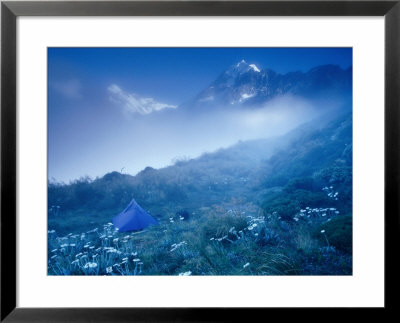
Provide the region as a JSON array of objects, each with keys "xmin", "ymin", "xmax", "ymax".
[{"xmin": 49, "ymin": 199, "xmax": 351, "ymax": 275}]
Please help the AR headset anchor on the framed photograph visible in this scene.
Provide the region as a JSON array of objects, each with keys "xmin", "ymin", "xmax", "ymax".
[{"xmin": 1, "ymin": 0, "xmax": 399, "ymax": 321}]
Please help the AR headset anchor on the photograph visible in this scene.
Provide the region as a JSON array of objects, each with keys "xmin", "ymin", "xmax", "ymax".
[{"xmin": 47, "ymin": 47, "xmax": 353, "ymax": 276}]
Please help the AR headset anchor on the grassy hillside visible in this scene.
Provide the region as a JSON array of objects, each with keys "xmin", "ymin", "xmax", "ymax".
[{"xmin": 48, "ymin": 111, "xmax": 352, "ymax": 275}]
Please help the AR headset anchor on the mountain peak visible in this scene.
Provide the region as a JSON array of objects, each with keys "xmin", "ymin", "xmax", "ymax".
[
  {"xmin": 185, "ymin": 63, "xmax": 352, "ymax": 110},
  {"xmin": 236, "ymin": 59, "xmax": 247, "ymax": 67},
  {"xmin": 230, "ymin": 60, "xmax": 261, "ymax": 74}
]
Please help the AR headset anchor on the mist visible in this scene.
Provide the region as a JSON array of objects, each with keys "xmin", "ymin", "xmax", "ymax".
[
  {"xmin": 101, "ymin": 96, "xmax": 323, "ymax": 177},
  {"xmin": 50, "ymin": 92, "xmax": 348, "ymax": 184}
]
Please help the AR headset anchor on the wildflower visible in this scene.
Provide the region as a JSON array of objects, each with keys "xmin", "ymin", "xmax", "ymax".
[
  {"xmin": 210, "ymin": 237, "xmax": 214, "ymax": 241},
  {"xmin": 106, "ymin": 266, "xmax": 113, "ymax": 274},
  {"xmin": 71, "ymin": 259, "xmax": 79, "ymax": 265},
  {"xmin": 69, "ymin": 244, "xmax": 76, "ymax": 247},
  {"xmin": 321, "ymin": 230, "xmax": 325, "ymax": 233},
  {"xmin": 51, "ymin": 255, "xmax": 57, "ymax": 259},
  {"xmin": 133, "ymin": 258, "xmax": 141, "ymax": 262},
  {"xmin": 131, "ymin": 252, "xmax": 138, "ymax": 256},
  {"xmin": 83, "ymin": 262, "xmax": 97, "ymax": 269},
  {"xmin": 170, "ymin": 241, "xmax": 187, "ymax": 251},
  {"xmin": 75, "ymin": 253, "xmax": 83, "ymax": 257},
  {"xmin": 51, "ymin": 249, "xmax": 57, "ymax": 253},
  {"xmin": 113, "ymin": 238, "xmax": 119, "ymax": 243},
  {"xmin": 243, "ymin": 263, "xmax": 250, "ymax": 268},
  {"xmin": 60, "ymin": 244, "xmax": 68, "ymax": 248},
  {"xmin": 122, "ymin": 257, "xmax": 128, "ymax": 261},
  {"xmin": 178, "ymin": 271, "xmax": 192, "ymax": 276}
]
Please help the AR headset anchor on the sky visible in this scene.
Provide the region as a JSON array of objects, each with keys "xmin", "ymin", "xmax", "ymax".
[{"xmin": 48, "ymin": 47, "xmax": 352, "ymax": 183}]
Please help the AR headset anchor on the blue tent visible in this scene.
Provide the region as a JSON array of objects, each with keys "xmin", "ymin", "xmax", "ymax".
[{"xmin": 112, "ymin": 199, "xmax": 158, "ymax": 232}]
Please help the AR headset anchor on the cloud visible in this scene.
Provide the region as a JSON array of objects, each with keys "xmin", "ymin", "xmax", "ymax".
[
  {"xmin": 108, "ymin": 84, "xmax": 177, "ymax": 115},
  {"xmin": 51, "ymin": 79, "xmax": 82, "ymax": 99}
]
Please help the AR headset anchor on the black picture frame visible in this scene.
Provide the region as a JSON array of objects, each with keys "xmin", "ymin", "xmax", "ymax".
[{"xmin": 1, "ymin": 0, "xmax": 399, "ymax": 321}]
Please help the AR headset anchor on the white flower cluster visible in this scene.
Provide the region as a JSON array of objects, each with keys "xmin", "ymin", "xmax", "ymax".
[
  {"xmin": 293, "ymin": 206, "xmax": 339, "ymax": 222},
  {"xmin": 322, "ymin": 186, "xmax": 339, "ymax": 200},
  {"xmin": 83, "ymin": 262, "xmax": 97, "ymax": 269},
  {"xmin": 170, "ymin": 241, "xmax": 187, "ymax": 252},
  {"xmin": 178, "ymin": 271, "xmax": 192, "ymax": 276}
]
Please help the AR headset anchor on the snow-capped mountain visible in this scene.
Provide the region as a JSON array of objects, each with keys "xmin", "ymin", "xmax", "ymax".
[{"xmin": 183, "ymin": 60, "xmax": 352, "ymax": 109}]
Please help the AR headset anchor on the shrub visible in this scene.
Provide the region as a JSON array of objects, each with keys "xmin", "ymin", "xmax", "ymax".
[
  {"xmin": 284, "ymin": 177, "xmax": 317, "ymax": 193},
  {"xmin": 201, "ymin": 213, "xmax": 248, "ymax": 240},
  {"xmin": 317, "ymin": 215, "xmax": 352, "ymax": 254},
  {"xmin": 262, "ymin": 187, "xmax": 332, "ymax": 222}
]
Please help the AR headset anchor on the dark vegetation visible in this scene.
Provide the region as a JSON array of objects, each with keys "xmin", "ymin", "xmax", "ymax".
[{"xmin": 48, "ymin": 111, "xmax": 352, "ymax": 275}]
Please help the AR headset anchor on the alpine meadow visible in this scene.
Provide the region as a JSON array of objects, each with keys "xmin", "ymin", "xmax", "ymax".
[{"xmin": 48, "ymin": 48, "xmax": 353, "ymax": 276}]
